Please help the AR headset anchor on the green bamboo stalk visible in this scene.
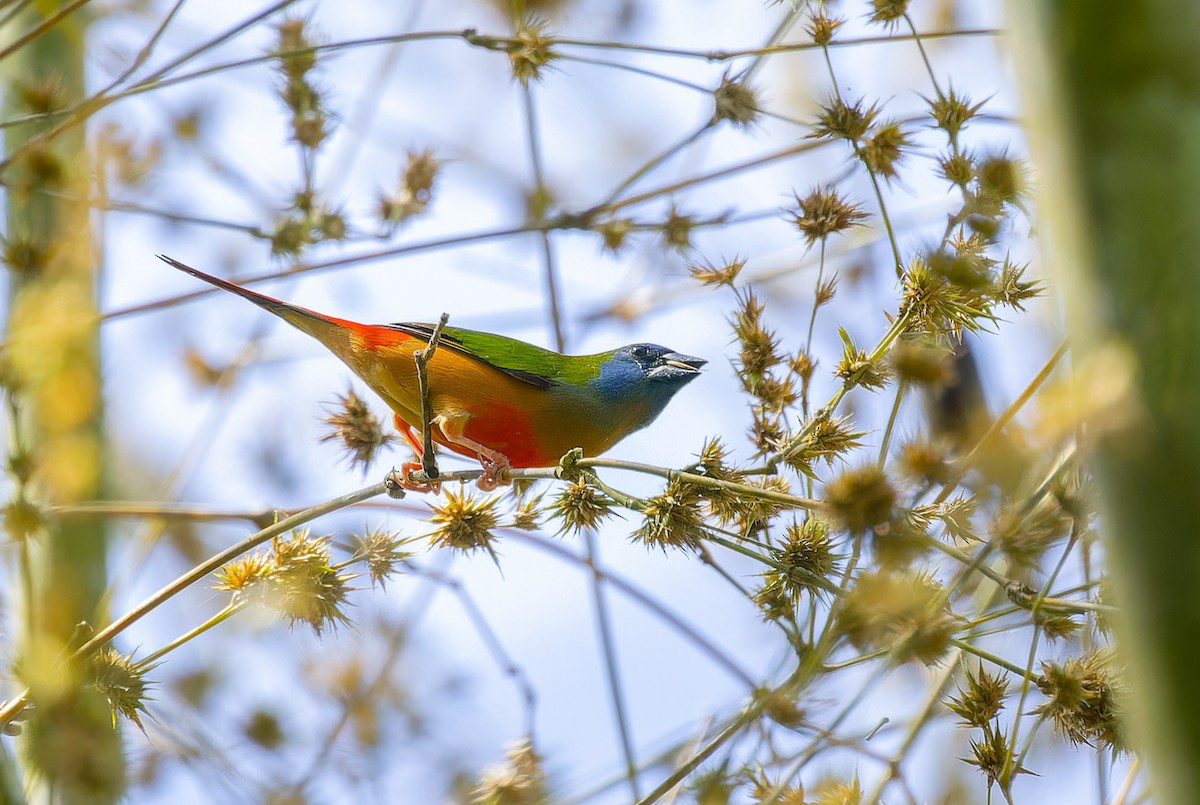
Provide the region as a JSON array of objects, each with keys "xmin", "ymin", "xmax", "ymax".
[
  {"xmin": 1010, "ymin": 2, "xmax": 1200, "ymax": 802},
  {"xmin": 1, "ymin": 2, "xmax": 119, "ymax": 800}
]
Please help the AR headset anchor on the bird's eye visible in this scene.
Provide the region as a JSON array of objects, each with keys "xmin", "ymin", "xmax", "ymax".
[{"xmin": 630, "ymin": 345, "xmax": 649, "ymax": 359}]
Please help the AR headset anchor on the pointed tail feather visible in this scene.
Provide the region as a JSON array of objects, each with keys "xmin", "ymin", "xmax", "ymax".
[{"xmin": 158, "ymin": 255, "xmax": 353, "ymax": 349}]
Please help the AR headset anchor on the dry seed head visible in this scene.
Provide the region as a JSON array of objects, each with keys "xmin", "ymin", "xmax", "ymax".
[
  {"xmin": 810, "ymin": 96, "xmax": 878, "ymax": 142},
  {"xmin": 750, "ymin": 405, "xmax": 785, "ymax": 457},
  {"xmin": 634, "ymin": 478, "xmax": 705, "ymax": 552},
  {"xmin": 753, "ymin": 579, "xmax": 794, "ymax": 621},
  {"xmin": 243, "ymin": 708, "xmax": 286, "ymax": 749},
  {"xmin": 899, "ymin": 257, "xmax": 989, "ymax": 336},
  {"xmin": 687, "ymin": 255, "xmax": 744, "ymax": 288},
  {"xmin": 869, "ymin": 0, "xmax": 910, "ymax": 27},
  {"xmin": 939, "ymin": 150, "xmax": 976, "ymax": 187},
  {"xmin": 291, "ymin": 108, "xmax": 328, "ymax": 150},
  {"xmin": 659, "ymin": 206, "xmax": 697, "ymax": 252},
  {"xmin": 977, "ymin": 154, "xmax": 1024, "ymax": 207},
  {"xmin": 507, "ymin": 17, "xmax": 558, "ymax": 86},
  {"xmin": 693, "ymin": 439, "xmax": 749, "ymax": 525},
  {"xmin": 935, "ymin": 496, "xmax": 980, "ymax": 543},
  {"xmin": 732, "ymin": 289, "xmax": 783, "ymax": 398},
  {"xmin": 871, "ymin": 508, "xmax": 932, "ymax": 568},
  {"xmin": 213, "ymin": 551, "xmax": 274, "ymax": 593},
  {"xmin": 809, "ymin": 776, "xmax": 863, "ymax": 805},
  {"xmin": 509, "ymin": 488, "xmax": 544, "ymax": 531},
  {"xmin": 760, "ymin": 688, "xmax": 807, "ymax": 729},
  {"xmin": 552, "ymin": 480, "xmax": 616, "ymax": 534},
  {"xmin": 775, "ymin": 518, "xmax": 837, "ymax": 598},
  {"xmin": 3, "ymin": 496, "xmax": 46, "ymax": 542},
  {"xmin": 789, "ymin": 349, "xmax": 816, "ymax": 384},
  {"xmin": 181, "ymin": 344, "xmax": 231, "ymax": 388},
  {"xmin": 429, "ymin": 487, "xmax": 501, "ymax": 556},
  {"xmin": 473, "ymin": 737, "xmax": 548, "ymax": 805},
  {"xmin": 97, "ymin": 123, "xmax": 162, "ymax": 187},
  {"xmin": 1036, "ymin": 612, "xmax": 1081, "ymax": 641},
  {"xmin": 753, "ymin": 373, "xmax": 798, "ymax": 412},
  {"xmin": 5, "ymin": 437, "xmax": 34, "ymax": 482},
  {"xmin": 696, "ymin": 436, "xmax": 730, "ymax": 474},
  {"xmin": 962, "ymin": 723, "xmax": 1022, "ymax": 791},
  {"xmin": 806, "ymin": 12, "xmax": 845, "ymax": 46},
  {"xmin": 805, "ymin": 415, "xmax": 864, "ymax": 467},
  {"xmin": 404, "ymin": 148, "xmax": 440, "ymax": 196},
  {"xmin": 928, "ymin": 88, "xmax": 985, "ymax": 140},
  {"xmin": 691, "ymin": 770, "xmax": 737, "ymax": 804},
  {"xmin": 315, "ymin": 206, "xmax": 346, "ymax": 240},
  {"xmin": 815, "ymin": 274, "xmax": 839, "ymax": 307},
  {"xmin": 834, "ymin": 328, "xmax": 890, "ymax": 391},
  {"xmin": 996, "ymin": 258, "xmax": 1041, "ymax": 311},
  {"xmin": 379, "ymin": 150, "xmax": 442, "ymax": 228},
  {"xmin": 1, "ymin": 233, "xmax": 49, "ymax": 275},
  {"xmin": 1035, "ymin": 651, "xmax": 1125, "ymax": 751},
  {"xmin": 991, "ymin": 499, "xmax": 1069, "ymax": 568},
  {"xmin": 781, "ymin": 414, "xmax": 865, "ymax": 479},
  {"xmin": 597, "ymin": 217, "xmax": 635, "ymax": 253},
  {"xmin": 269, "ymin": 214, "xmax": 314, "ymax": 257},
  {"xmin": 788, "ymin": 186, "xmax": 869, "ymax": 246},
  {"xmin": 269, "ymin": 532, "xmax": 355, "ymax": 634},
  {"xmin": 15, "ymin": 75, "xmax": 67, "ymax": 115},
  {"xmin": 713, "ymin": 73, "xmax": 761, "ymax": 127},
  {"xmin": 862, "ymin": 121, "xmax": 910, "ymax": 179},
  {"xmin": 321, "ymin": 387, "xmax": 395, "ymax": 470},
  {"xmin": 349, "ymin": 526, "xmax": 413, "ymax": 589},
  {"xmin": 946, "ymin": 663, "xmax": 1008, "ymax": 728},
  {"xmin": 91, "ymin": 648, "xmax": 154, "ymax": 731},
  {"xmin": 838, "ymin": 569, "xmax": 954, "ymax": 665},
  {"xmin": 16, "ymin": 143, "xmax": 66, "ymax": 191},
  {"xmin": 276, "ymin": 17, "xmax": 316, "ymax": 79},
  {"xmin": 731, "ymin": 475, "xmax": 791, "ymax": 534}
]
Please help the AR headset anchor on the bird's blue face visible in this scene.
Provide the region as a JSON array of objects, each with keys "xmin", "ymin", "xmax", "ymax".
[{"xmin": 592, "ymin": 343, "xmax": 706, "ymax": 408}]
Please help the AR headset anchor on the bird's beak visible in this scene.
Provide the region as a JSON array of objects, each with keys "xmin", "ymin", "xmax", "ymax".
[
  {"xmin": 663, "ymin": 352, "xmax": 706, "ymax": 372},
  {"xmin": 649, "ymin": 352, "xmax": 706, "ymax": 381}
]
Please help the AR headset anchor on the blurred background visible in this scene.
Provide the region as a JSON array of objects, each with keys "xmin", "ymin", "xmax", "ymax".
[{"xmin": 1, "ymin": 0, "xmax": 1127, "ymax": 803}]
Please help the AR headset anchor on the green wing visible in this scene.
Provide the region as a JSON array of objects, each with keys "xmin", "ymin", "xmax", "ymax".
[{"xmin": 388, "ymin": 323, "xmax": 607, "ymax": 388}]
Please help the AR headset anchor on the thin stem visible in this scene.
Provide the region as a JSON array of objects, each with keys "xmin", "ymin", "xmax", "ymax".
[
  {"xmin": 521, "ymin": 86, "xmax": 566, "ymax": 352},
  {"xmin": 0, "ymin": 0, "xmax": 92, "ymax": 64},
  {"xmin": 506, "ymin": 531, "xmax": 757, "ymax": 689},
  {"xmin": 414, "ymin": 313, "xmax": 450, "ymax": 479},
  {"xmin": 877, "ymin": 383, "xmax": 906, "ymax": 464},
  {"xmin": 584, "ymin": 530, "xmax": 640, "ymax": 801},
  {"xmin": 404, "ymin": 561, "xmax": 538, "ymax": 736},
  {"xmin": 135, "ymin": 601, "xmax": 242, "ymax": 669},
  {"xmin": 0, "ymin": 481, "xmax": 388, "ymax": 729},
  {"xmin": 579, "ymin": 458, "xmax": 819, "ymax": 510}
]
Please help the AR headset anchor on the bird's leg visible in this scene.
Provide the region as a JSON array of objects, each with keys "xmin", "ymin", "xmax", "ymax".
[
  {"xmin": 434, "ymin": 414, "xmax": 512, "ymax": 491},
  {"xmin": 473, "ymin": 451, "xmax": 512, "ymax": 492},
  {"xmin": 394, "ymin": 414, "xmax": 439, "ymax": 493}
]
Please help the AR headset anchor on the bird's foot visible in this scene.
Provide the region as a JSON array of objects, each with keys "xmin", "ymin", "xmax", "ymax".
[
  {"xmin": 398, "ymin": 461, "xmax": 441, "ymax": 493},
  {"xmin": 475, "ymin": 455, "xmax": 512, "ymax": 491}
]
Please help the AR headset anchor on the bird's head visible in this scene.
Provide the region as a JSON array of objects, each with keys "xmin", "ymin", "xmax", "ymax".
[{"xmin": 591, "ymin": 343, "xmax": 705, "ymax": 420}]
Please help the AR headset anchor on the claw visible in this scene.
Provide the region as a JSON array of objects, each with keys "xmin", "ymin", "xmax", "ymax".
[
  {"xmin": 475, "ymin": 455, "xmax": 512, "ymax": 491},
  {"xmin": 399, "ymin": 461, "xmax": 441, "ymax": 493}
]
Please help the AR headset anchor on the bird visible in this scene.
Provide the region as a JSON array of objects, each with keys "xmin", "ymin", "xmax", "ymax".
[{"xmin": 159, "ymin": 256, "xmax": 705, "ymax": 489}]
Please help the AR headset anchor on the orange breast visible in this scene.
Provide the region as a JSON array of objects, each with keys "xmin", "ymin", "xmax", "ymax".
[{"xmin": 342, "ymin": 333, "xmax": 581, "ymax": 467}]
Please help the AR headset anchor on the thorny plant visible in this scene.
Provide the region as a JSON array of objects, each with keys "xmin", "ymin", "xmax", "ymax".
[{"xmin": 0, "ymin": 2, "xmax": 1137, "ymax": 804}]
